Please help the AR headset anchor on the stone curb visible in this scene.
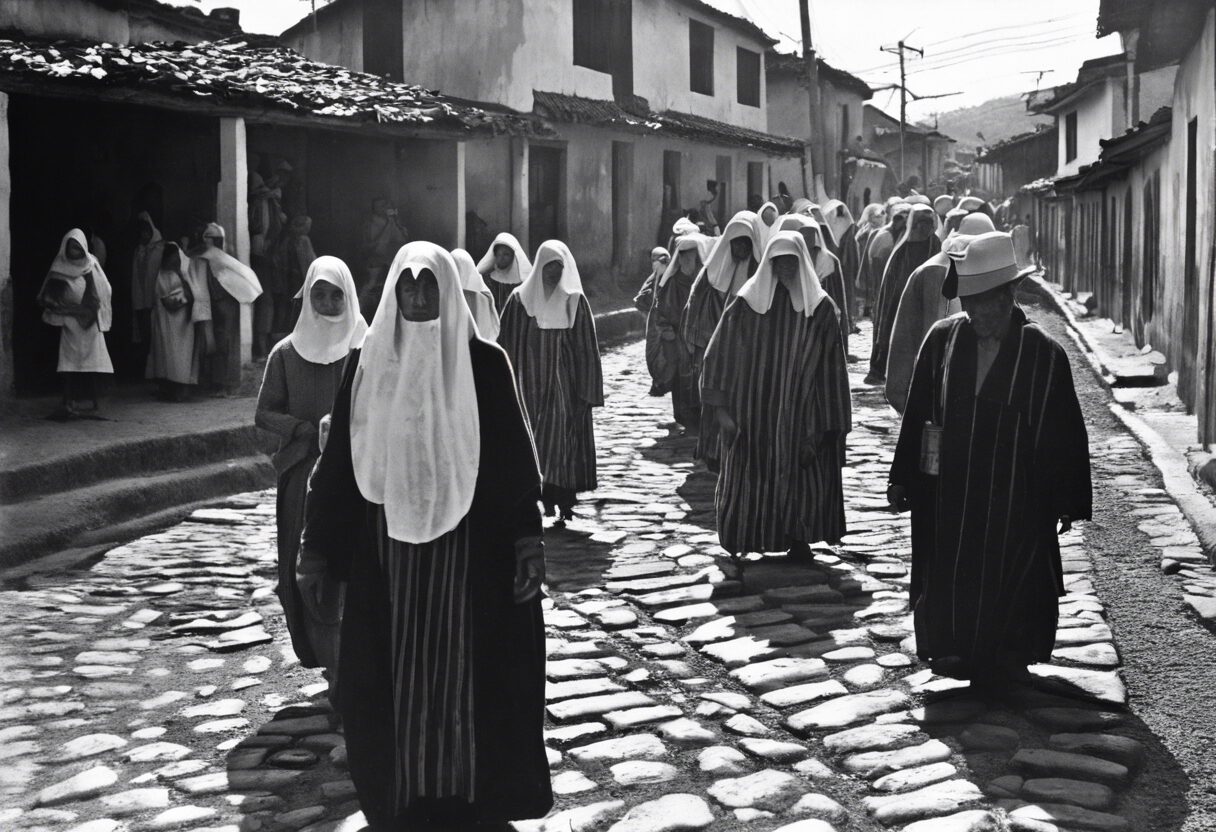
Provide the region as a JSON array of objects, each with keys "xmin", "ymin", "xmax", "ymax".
[{"xmin": 1027, "ymin": 275, "xmax": 1216, "ymax": 567}]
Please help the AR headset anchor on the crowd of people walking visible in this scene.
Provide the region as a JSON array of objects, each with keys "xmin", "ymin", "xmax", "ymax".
[{"xmin": 36, "ymin": 176, "xmax": 1092, "ymax": 829}]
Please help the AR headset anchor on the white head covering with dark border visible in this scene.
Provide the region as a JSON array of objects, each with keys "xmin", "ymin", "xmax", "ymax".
[{"xmin": 737, "ymin": 230, "xmax": 827, "ymax": 318}]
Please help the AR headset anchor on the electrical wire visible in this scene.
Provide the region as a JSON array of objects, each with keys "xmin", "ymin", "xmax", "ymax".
[{"xmin": 849, "ymin": 24, "xmax": 1093, "ymax": 75}]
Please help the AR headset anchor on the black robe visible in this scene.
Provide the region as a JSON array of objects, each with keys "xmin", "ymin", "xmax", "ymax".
[
  {"xmin": 871, "ymin": 237, "xmax": 939, "ymax": 380},
  {"xmin": 890, "ymin": 308, "xmax": 1092, "ymax": 671},
  {"xmin": 646, "ymin": 268, "xmax": 700, "ymax": 426},
  {"xmin": 299, "ymin": 340, "xmax": 552, "ymax": 826}
]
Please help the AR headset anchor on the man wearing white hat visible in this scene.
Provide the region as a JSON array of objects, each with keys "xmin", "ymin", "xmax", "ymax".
[
  {"xmin": 884, "ymin": 212, "xmax": 996, "ymax": 413},
  {"xmin": 887, "ymin": 231, "xmax": 1091, "ymax": 694}
]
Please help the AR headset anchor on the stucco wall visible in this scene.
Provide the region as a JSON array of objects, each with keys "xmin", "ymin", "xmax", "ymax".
[
  {"xmin": 0, "ymin": 0, "xmax": 220, "ymax": 44},
  {"xmin": 1154, "ymin": 9, "xmax": 1215, "ymax": 420},
  {"xmin": 288, "ymin": 0, "xmax": 770, "ymax": 131},
  {"xmin": 1056, "ymin": 79, "xmax": 1125, "ymax": 177},
  {"xmin": 286, "ymin": 2, "xmax": 364, "ymax": 72},
  {"xmin": 767, "ymin": 72, "xmax": 865, "ymax": 197}
]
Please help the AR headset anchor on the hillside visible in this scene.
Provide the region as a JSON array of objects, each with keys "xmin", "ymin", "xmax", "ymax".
[{"xmin": 931, "ymin": 94, "xmax": 1052, "ymax": 150}]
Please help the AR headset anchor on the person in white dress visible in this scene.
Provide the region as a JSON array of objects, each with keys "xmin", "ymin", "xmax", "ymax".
[{"xmin": 37, "ymin": 229, "xmax": 114, "ymax": 418}]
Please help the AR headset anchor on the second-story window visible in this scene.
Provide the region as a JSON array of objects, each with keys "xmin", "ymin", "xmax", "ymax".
[
  {"xmin": 689, "ymin": 19, "xmax": 714, "ymax": 96},
  {"xmin": 573, "ymin": 0, "xmax": 613, "ymax": 73},
  {"xmin": 736, "ymin": 47, "xmax": 760, "ymax": 107},
  {"xmin": 1065, "ymin": 110, "xmax": 1078, "ymax": 162}
]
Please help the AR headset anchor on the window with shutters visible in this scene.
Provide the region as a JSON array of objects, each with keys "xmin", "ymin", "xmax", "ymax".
[
  {"xmin": 573, "ymin": 0, "xmax": 612, "ymax": 73},
  {"xmin": 689, "ymin": 19, "xmax": 714, "ymax": 96},
  {"xmin": 1064, "ymin": 110, "xmax": 1078, "ymax": 162},
  {"xmin": 736, "ymin": 47, "xmax": 760, "ymax": 107}
]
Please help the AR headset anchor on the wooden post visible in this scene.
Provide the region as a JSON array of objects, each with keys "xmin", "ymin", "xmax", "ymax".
[
  {"xmin": 217, "ymin": 116, "xmax": 251, "ymax": 367},
  {"xmin": 0, "ymin": 92, "xmax": 11, "ymax": 404},
  {"xmin": 799, "ymin": 0, "xmax": 826, "ymax": 201},
  {"xmin": 510, "ymin": 137, "xmax": 530, "ymax": 246}
]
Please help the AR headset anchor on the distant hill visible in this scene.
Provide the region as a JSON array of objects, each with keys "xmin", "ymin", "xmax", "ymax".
[{"xmin": 929, "ymin": 94, "xmax": 1053, "ymax": 151}]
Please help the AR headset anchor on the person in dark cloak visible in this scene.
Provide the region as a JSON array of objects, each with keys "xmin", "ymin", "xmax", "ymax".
[
  {"xmin": 868, "ymin": 204, "xmax": 939, "ymax": 383},
  {"xmin": 683, "ymin": 211, "xmax": 761, "ymax": 471},
  {"xmin": 823, "ymin": 199, "xmax": 860, "ymax": 326},
  {"xmin": 634, "ymin": 247, "xmax": 670, "ymax": 315},
  {"xmin": 853, "ymin": 203, "xmax": 886, "ymax": 316},
  {"xmin": 257, "ymin": 257, "xmax": 366, "ymax": 680},
  {"xmin": 498, "ymin": 240, "xmax": 603, "ymax": 525},
  {"xmin": 645, "ymin": 233, "xmax": 713, "ymax": 429},
  {"xmin": 887, "ymin": 231, "xmax": 1091, "ymax": 694},
  {"xmin": 702, "ymin": 231, "xmax": 851, "ymax": 560},
  {"xmin": 297, "ymin": 242, "xmax": 552, "ymax": 830},
  {"xmin": 862, "ymin": 202, "xmax": 910, "ymax": 320},
  {"xmin": 885, "ymin": 211, "xmax": 994, "ymax": 413},
  {"xmin": 778, "ymin": 214, "xmax": 852, "ymax": 353}
]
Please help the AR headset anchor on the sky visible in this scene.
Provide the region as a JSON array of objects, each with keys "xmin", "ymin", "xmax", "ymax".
[{"xmin": 169, "ymin": 0, "xmax": 1123, "ymax": 122}]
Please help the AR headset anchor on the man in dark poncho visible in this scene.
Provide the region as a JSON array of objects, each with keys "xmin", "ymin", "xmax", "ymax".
[
  {"xmin": 702, "ymin": 231, "xmax": 851, "ymax": 557},
  {"xmin": 888, "ymin": 231, "xmax": 1091, "ymax": 692},
  {"xmin": 869, "ymin": 203, "xmax": 940, "ymax": 383},
  {"xmin": 298, "ymin": 242, "xmax": 552, "ymax": 829}
]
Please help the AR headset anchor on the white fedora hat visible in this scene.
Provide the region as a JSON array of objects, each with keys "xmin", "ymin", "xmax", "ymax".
[{"xmin": 942, "ymin": 230, "xmax": 1032, "ymax": 299}]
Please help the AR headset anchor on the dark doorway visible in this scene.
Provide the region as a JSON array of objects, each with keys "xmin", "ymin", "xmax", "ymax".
[
  {"xmin": 1184, "ymin": 117, "xmax": 1199, "ymax": 409},
  {"xmin": 611, "ymin": 141, "xmax": 633, "ymax": 267},
  {"xmin": 9, "ymin": 94, "xmax": 218, "ymax": 394},
  {"xmin": 1121, "ymin": 193, "xmax": 1133, "ymax": 329},
  {"xmin": 747, "ymin": 161, "xmax": 764, "ymax": 205},
  {"xmin": 714, "ymin": 155, "xmax": 732, "ymax": 230},
  {"xmin": 529, "ymin": 145, "xmax": 564, "ymax": 254}
]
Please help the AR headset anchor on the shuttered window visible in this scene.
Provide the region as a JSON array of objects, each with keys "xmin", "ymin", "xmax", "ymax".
[
  {"xmin": 573, "ymin": 0, "xmax": 612, "ymax": 73},
  {"xmin": 736, "ymin": 47, "xmax": 760, "ymax": 107},
  {"xmin": 1065, "ymin": 111, "xmax": 1078, "ymax": 162},
  {"xmin": 689, "ymin": 19, "xmax": 714, "ymax": 96}
]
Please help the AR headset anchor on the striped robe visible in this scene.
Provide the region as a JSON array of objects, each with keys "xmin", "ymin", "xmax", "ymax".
[
  {"xmin": 871, "ymin": 237, "xmax": 939, "ymax": 380},
  {"xmin": 300, "ymin": 341, "xmax": 552, "ymax": 826},
  {"xmin": 646, "ymin": 268, "xmax": 699, "ymax": 426},
  {"xmin": 682, "ymin": 257, "xmax": 756, "ymax": 468},
  {"xmin": 498, "ymin": 293, "xmax": 603, "ymax": 493},
  {"xmin": 890, "ymin": 308, "xmax": 1091, "ymax": 673},
  {"xmin": 818, "ymin": 254, "xmax": 852, "ymax": 351},
  {"xmin": 486, "ymin": 279, "xmax": 517, "ymax": 318},
  {"xmin": 702, "ymin": 293, "xmax": 852, "ymax": 553},
  {"xmin": 837, "ymin": 225, "xmax": 860, "ymax": 322}
]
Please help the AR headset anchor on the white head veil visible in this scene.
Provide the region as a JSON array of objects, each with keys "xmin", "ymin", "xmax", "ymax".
[
  {"xmin": 822, "ymin": 199, "xmax": 854, "ymax": 245},
  {"xmin": 703, "ymin": 211, "xmax": 762, "ymax": 295},
  {"xmin": 518, "ymin": 240, "xmax": 584, "ymax": 330},
  {"xmin": 42, "ymin": 228, "xmax": 114, "ymax": 331},
  {"xmin": 451, "ymin": 247, "xmax": 501, "ymax": 341},
  {"xmin": 778, "ymin": 214, "xmax": 838, "ymax": 279},
  {"xmin": 659, "ymin": 233, "xmax": 715, "ymax": 287},
  {"xmin": 350, "ymin": 242, "xmax": 480, "ymax": 544},
  {"xmin": 198, "ymin": 223, "xmax": 262, "ymax": 304},
  {"xmin": 288, "ymin": 256, "xmax": 368, "ymax": 365},
  {"xmin": 737, "ymin": 231, "xmax": 827, "ymax": 318},
  {"xmin": 477, "ymin": 232, "xmax": 532, "ymax": 287}
]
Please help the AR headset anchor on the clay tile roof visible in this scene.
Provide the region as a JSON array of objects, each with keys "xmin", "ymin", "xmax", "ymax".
[
  {"xmin": 0, "ymin": 36, "xmax": 544, "ymax": 137},
  {"xmin": 532, "ymin": 89, "xmax": 803, "ymax": 155}
]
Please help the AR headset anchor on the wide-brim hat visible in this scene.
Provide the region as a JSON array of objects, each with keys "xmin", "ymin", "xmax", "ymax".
[{"xmin": 942, "ymin": 230, "xmax": 1035, "ymax": 299}]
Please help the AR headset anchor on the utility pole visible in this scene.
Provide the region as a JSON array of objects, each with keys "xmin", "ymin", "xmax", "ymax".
[
  {"xmin": 881, "ymin": 40, "xmax": 923, "ymax": 185},
  {"xmin": 799, "ymin": 0, "xmax": 827, "ymax": 200}
]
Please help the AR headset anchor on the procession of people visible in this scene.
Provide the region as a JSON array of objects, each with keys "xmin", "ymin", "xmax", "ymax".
[{"xmin": 30, "ymin": 174, "xmax": 1088, "ymax": 828}]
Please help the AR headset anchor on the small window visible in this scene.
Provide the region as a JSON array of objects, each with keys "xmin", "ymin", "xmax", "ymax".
[
  {"xmin": 1065, "ymin": 110, "xmax": 1078, "ymax": 162},
  {"xmin": 573, "ymin": 0, "xmax": 612, "ymax": 73},
  {"xmin": 736, "ymin": 47, "xmax": 760, "ymax": 107},
  {"xmin": 689, "ymin": 19, "xmax": 714, "ymax": 96}
]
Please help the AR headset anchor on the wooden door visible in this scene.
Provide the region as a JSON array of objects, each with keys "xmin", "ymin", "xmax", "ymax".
[{"xmin": 529, "ymin": 146, "xmax": 564, "ymax": 254}]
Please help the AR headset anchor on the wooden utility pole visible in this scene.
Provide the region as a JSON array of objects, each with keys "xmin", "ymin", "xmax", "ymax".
[
  {"xmin": 799, "ymin": 0, "xmax": 827, "ymax": 200},
  {"xmin": 882, "ymin": 40, "xmax": 923, "ymax": 184}
]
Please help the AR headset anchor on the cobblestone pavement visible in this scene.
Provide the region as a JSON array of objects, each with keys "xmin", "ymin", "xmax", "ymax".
[{"xmin": 2, "ymin": 299, "xmax": 1215, "ymax": 832}]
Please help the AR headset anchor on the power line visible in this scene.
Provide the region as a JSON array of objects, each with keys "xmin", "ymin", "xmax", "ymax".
[
  {"xmin": 917, "ymin": 14, "xmax": 1096, "ymax": 49},
  {"xmin": 849, "ymin": 24, "xmax": 1092, "ymax": 75},
  {"xmin": 905, "ymin": 34, "xmax": 1088, "ymax": 75}
]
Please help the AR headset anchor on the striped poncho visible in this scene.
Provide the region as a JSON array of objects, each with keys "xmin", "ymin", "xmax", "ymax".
[
  {"xmin": 701, "ymin": 292, "xmax": 852, "ymax": 554},
  {"xmin": 498, "ymin": 293, "xmax": 603, "ymax": 493}
]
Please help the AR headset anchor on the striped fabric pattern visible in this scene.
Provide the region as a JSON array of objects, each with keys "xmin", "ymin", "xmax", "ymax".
[
  {"xmin": 375, "ymin": 510, "xmax": 477, "ymax": 807},
  {"xmin": 702, "ymin": 294, "xmax": 852, "ymax": 554},
  {"xmin": 890, "ymin": 307, "xmax": 1092, "ymax": 666},
  {"xmin": 487, "ymin": 280, "xmax": 516, "ymax": 318},
  {"xmin": 649, "ymin": 269, "xmax": 699, "ymax": 425},
  {"xmin": 819, "ymin": 254, "xmax": 852, "ymax": 348},
  {"xmin": 871, "ymin": 237, "xmax": 940, "ymax": 378},
  {"xmin": 498, "ymin": 294, "xmax": 603, "ymax": 492}
]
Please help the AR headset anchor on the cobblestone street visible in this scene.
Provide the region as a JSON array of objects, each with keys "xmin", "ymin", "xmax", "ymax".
[{"xmin": 4, "ymin": 291, "xmax": 1216, "ymax": 832}]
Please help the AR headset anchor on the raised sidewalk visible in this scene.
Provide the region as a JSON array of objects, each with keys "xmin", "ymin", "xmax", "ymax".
[{"xmin": 0, "ymin": 306, "xmax": 644, "ymax": 571}]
